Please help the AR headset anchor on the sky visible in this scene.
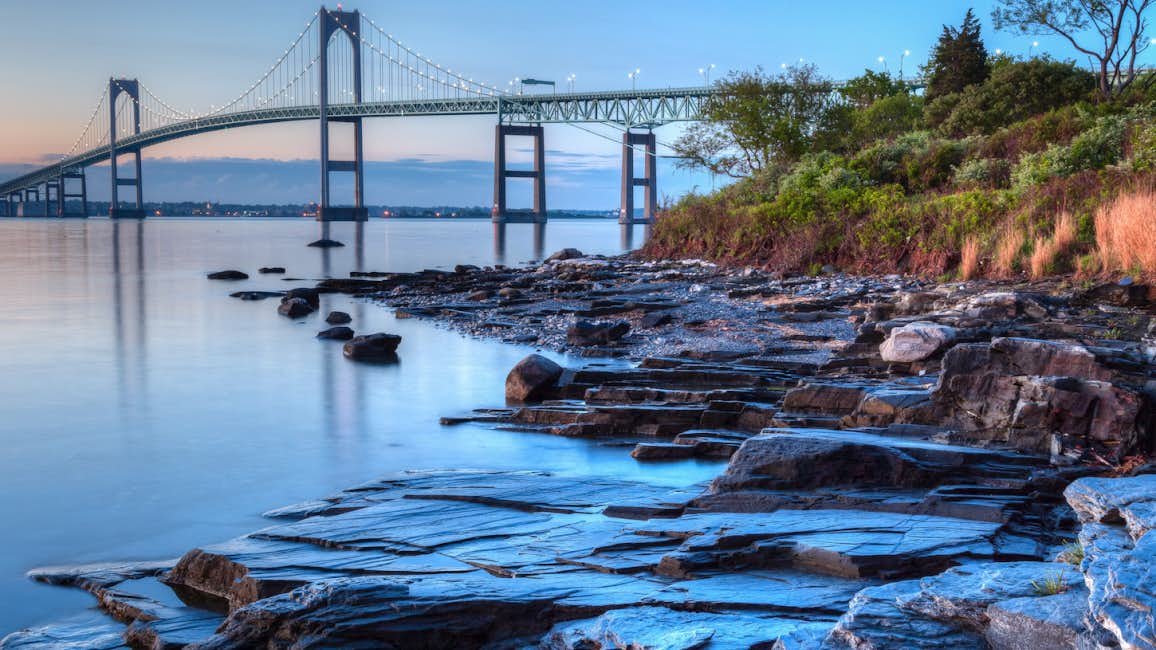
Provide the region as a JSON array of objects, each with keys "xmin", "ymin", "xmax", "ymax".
[{"xmin": 0, "ymin": 0, "xmax": 1117, "ymax": 208}]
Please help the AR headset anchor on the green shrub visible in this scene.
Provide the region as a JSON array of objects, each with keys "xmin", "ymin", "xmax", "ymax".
[
  {"xmin": 1011, "ymin": 115, "xmax": 1128, "ymax": 189},
  {"xmin": 937, "ymin": 59, "xmax": 1095, "ymax": 136},
  {"xmin": 851, "ymin": 94, "xmax": 925, "ymax": 147},
  {"xmin": 954, "ymin": 157, "xmax": 1012, "ymax": 188}
]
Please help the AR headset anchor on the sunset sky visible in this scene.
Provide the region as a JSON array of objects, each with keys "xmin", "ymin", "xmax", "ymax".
[{"xmin": 0, "ymin": 0, "xmax": 1113, "ymax": 207}]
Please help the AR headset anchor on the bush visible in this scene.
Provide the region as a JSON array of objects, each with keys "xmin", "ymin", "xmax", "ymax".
[
  {"xmin": 954, "ymin": 157, "xmax": 1011, "ymax": 189},
  {"xmin": 936, "ymin": 59, "xmax": 1095, "ymax": 136},
  {"xmin": 851, "ymin": 94, "xmax": 925, "ymax": 147},
  {"xmin": 1011, "ymin": 116, "xmax": 1128, "ymax": 190}
]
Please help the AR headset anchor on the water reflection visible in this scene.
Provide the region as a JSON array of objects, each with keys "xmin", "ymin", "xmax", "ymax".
[{"xmin": 111, "ymin": 220, "xmax": 148, "ymax": 415}]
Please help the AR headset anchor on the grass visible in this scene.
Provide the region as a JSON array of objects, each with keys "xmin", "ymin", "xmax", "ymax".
[
  {"xmin": 1029, "ymin": 212, "xmax": 1078, "ymax": 280},
  {"xmin": 1031, "ymin": 567, "xmax": 1070, "ymax": 595},
  {"xmin": 1059, "ymin": 542, "xmax": 1085, "ymax": 566},
  {"xmin": 1096, "ymin": 190, "xmax": 1156, "ymax": 275},
  {"xmin": 993, "ymin": 225, "xmax": 1026, "ymax": 277},
  {"xmin": 960, "ymin": 235, "xmax": 981, "ymax": 280}
]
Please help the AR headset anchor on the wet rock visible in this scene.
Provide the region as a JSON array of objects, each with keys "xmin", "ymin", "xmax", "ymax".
[
  {"xmin": 546, "ymin": 248, "xmax": 584, "ymax": 262},
  {"xmin": 566, "ymin": 320, "xmax": 630, "ymax": 347},
  {"xmin": 1065, "ymin": 475, "xmax": 1156, "ymax": 539},
  {"xmin": 542, "ymin": 606, "xmax": 811, "ymax": 649},
  {"xmin": 640, "ymin": 311, "xmax": 675, "ymax": 328},
  {"xmin": 307, "ymin": 238, "xmax": 343, "ymax": 248},
  {"xmin": 497, "ymin": 287, "xmax": 523, "ymax": 300},
  {"xmin": 630, "ymin": 442, "xmax": 697, "ymax": 461},
  {"xmin": 454, "ymin": 264, "xmax": 480, "ymax": 274},
  {"xmin": 277, "ymin": 297, "xmax": 315, "ymax": 318},
  {"xmin": 316, "ymin": 326, "xmax": 354, "ymax": 341},
  {"xmin": 324, "ymin": 310, "xmax": 352, "ymax": 325},
  {"xmin": 257, "ymin": 267, "xmax": 285, "ymax": 274},
  {"xmin": 343, "ymin": 333, "xmax": 402, "ymax": 361},
  {"xmin": 781, "ymin": 383, "xmax": 867, "ymax": 415},
  {"xmin": 229, "ymin": 291, "xmax": 283, "ymax": 301},
  {"xmin": 505, "ymin": 354, "xmax": 563, "ymax": 403},
  {"xmin": 711, "ymin": 429, "xmax": 1041, "ymax": 493},
  {"xmin": 880, "ymin": 321, "xmax": 957, "ymax": 363},
  {"xmin": 284, "ymin": 287, "xmax": 322, "ymax": 309},
  {"xmin": 831, "ymin": 580, "xmax": 987, "ymax": 649},
  {"xmin": 467, "ymin": 289, "xmax": 493, "ymax": 301},
  {"xmin": 206, "ymin": 270, "xmax": 248, "ymax": 280}
]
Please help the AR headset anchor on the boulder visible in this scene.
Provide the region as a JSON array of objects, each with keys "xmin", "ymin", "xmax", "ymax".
[
  {"xmin": 566, "ymin": 321, "xmax": 630, "ymax": 347},
  {"xmin": 545, "ymin": 248, "xmax": 584, "ymax": 263},
  {"xmin": 277, "ymin": 297, "xmax": 315, "ymax": 318},
  {"xmin": 467, "ymin": 289, "xmax": 493, "ymax": 302},
  {"xmin": 307, "ymin": 239, "xmax": 343, "ymax": 248},
  {"xmin": 932, "ymin": 338, "xmax": 1144, "ymax": 458},
  {"xmin": 1065, "ymin": 475, "xmax": 1156, "ymax": 539},
  {"xmin": 505, "ymin": 354, "xmax": 563, "ymax": 402},
  {"xmin": 781, "ymin": 383, "xmax": 868, "ymax": 415},
  {"xmin": 497, "ymin": 287, "xmax": 523, "ymax": 300},
  {"xmin": 257, "ymin": 267, "xmax": 285, "ymax": 274},
  {"xmin": 316, "ymin": 326, "xmax": 354, "ymax": 341},
  {"xmin": 985, "ymin": 591, "xmax": 1091, "ymax": 650},
  {"xmin": 207, "ymin": 270, "xmax": 248, "ymax": 280},
  {"xmin": 284, "ymin": 288, "xmax": 322, "ymax": 309},
  {"xmin": 880, "ymin": 321, "xmax": 957, "ymax": 363},
  {"xmin": 325, "ymin": 311, "xmax": 352, "ymax": 325},
  {"xmin": 895, "ymin": 292, "xmax": 942, "ymax": 315},
  {"xmin": 342, "ymin": 333, "xmax": 402, "ymax": 361}
]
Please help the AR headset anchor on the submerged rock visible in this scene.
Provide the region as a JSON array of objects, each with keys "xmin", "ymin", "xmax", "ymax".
[
  {"xmin": 505, "ymin": 354, "xmax": 562, "ymax": 403},
  {"xmin": 324, "ymin": 310, "xmax": 352, "ymax": 325},
  {"xmin": 206, "ymin": 270, "xmax": 248, "ymax": 280},
  {"xmin": 277, "ymin": 297, "xmax": 315, "ymax": 319},
  {"xmin": 343, "ymin": 333, "xmax": 402, "ymax": 361},
  {"xmin": 257, "ymin": 267, "xmax": 285, "ymax": 274},
  {"xmin": 307, "ymin": 239, "xmax": 344, "ymax": 248},
  {"xmin": 316, "ymin": 326, "xmax": 354, "ymax": 341}
]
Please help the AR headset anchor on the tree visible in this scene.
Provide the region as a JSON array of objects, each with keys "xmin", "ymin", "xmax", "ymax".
[
  {"xmin": 925, "ymin": 9, "xmax": 991, "ymax": 101},
  {"xmin": 839, "ymin": 69, "xmax": 908, "ymax": 109},
  {"xmin": 992, "ymin": 0, "xmax": 1154, "ymax": 100},
  {"xmin": 674, "ymin": 64, "xmax": 838, "ymax": 178}
]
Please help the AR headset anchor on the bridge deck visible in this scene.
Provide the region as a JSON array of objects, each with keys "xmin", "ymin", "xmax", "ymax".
[{"xmin": 0, "ymin": 88, "xmax": 714, "ymax": 196}]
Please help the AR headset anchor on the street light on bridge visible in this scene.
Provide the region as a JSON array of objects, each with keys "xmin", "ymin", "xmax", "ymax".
[
  {"xmin": 566, "ymin": 74, "xmax": 576, "ymax": 92},
  {"xmin": 698, "ymin": 63, "xmax": 716, "ymax": 86},
  {"xmin": 628, "ymin": 68, "xmax": 640, "ymax": 91}
]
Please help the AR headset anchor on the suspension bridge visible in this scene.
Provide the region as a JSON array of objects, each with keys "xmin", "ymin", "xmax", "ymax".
[{"xmin": 0, "ymin": 6, "xmax": 715, "ymax": 224}]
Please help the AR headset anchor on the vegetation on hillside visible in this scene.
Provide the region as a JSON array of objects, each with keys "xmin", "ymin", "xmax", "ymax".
[{"xmin": 649, "ymin": 1, "xmax": 1156, "ymax": 279}]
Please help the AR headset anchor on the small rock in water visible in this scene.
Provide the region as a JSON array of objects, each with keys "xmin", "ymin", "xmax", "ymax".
[
  {"xmin": 316, "ymin": 326, "xmax": 354, "ymax": 341},
  {"xmin": 325, "ymin": 311, "xmax": 352, "ymax": 325},
  {"xmin": 343, "ymin": 333, "xmax": 402, "ymax": 361},
  {"xmin": 230, "ymin": 291, "xmax": 283, "ymax": 301},
  {"xmin": 454, "ymin": 264, "xmax": 480, "ymax": 274},
  {"xmin": 505, "ymin": 354, "xmax": 562, "ymax": 402},
  {"xmin": 545, "ymin": 248, "xmax": 584, "ymax": 262},
  {"xmin": 207, "ymin": 270, "xmax": 248, "ymax": 280},
  {"xmin": 258, "ymin": 266, "xmax": 286, "ymax": 274},
  {"xmin": 307, "ymin": 239, "xmax": 344, "ymax": 248},
  {"xmin": 278, "ymin": 297, "xmax": 315, "ymax": 318}
]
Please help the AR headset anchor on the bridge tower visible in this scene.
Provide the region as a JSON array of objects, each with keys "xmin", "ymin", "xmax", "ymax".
[
  {"xmin": 108, "ymin": 78, "xmax": 145, "ymax": 218},
  {"xmin": 492, "ymin": 122, "xmax": 547, "ymax": 224},
  {"xmin": 58, "ymin": 168, "xmax": 88, "ymax": 217},
  {"xmin": 317, "ymin": 6, "xmax": 367, "ymax": 222},
  {"xmin": 619, "ymin": 129, "xmax": 657, "ymax": 224}
]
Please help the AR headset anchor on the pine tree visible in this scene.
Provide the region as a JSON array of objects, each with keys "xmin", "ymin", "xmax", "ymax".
[{"xmin": 925, "ymin": 9, "xmax": 990, "ymax": 102}]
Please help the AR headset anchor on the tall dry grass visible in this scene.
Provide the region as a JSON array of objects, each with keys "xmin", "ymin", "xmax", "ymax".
[
  {"xmin": 992, "ymin": 225, "xmax": 1026, "ymax": 277},
  {"xmin": 960, "ymin": 235, "xmax": 981, "ymax": 280},
  {"xmin": 1096, "ymin": 191, "xmax": 1156, "ymax": 275},
  {"xmin": 1029, "ymin": 212, "xmax": 1078, "ymax": 280}
]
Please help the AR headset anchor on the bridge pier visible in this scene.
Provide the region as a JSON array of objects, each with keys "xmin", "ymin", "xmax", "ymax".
[
  {"xmin": 317, "ymin": 7, "xmax": 367, "ymax": 222},
  {"xmin": 109, "ymin": 79, "xmax": 145, "ymax": 219},
  {"xmin": 43, "ymin": 180, "xmax": 60, "ymax": 218},
  {"xmin": 492, "ymin": 124, "xmax": 546, "ymax": 223},
  {"xmin": 59, "ymin": 169, "xmax": 88, "ymax": 217},
  {"xmin": 619, "ymin": 130, "xmax": 657, "ymax": 225}
]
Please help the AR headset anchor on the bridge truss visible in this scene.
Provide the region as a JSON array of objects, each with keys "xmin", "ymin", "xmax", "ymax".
[{"xmin": 1, "ymin": 6, "xmax": 715, "ymax": 222}]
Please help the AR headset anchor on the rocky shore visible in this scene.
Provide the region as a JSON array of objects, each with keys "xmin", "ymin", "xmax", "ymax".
[{"xmin": 4, "ymin": 252, "xmax": 1156, "ymax": 649}]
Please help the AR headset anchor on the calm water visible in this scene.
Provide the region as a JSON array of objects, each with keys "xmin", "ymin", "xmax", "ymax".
[{"xmin": 0, "ymin": 217, "xmax": 720, "ymax": 634}]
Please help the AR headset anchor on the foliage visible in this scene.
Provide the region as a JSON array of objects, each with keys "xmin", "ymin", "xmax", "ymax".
[
  {"xmin": 673, "ymin": 64, "xmax": 839, "ymax": 177},
  {"xmin": 936, "ymin": 59, "xmax": 1096, "ymax": 135},
  {"xmin": 840, "ymin": 70, "xmax": 908, "ymax": 109},
  {"xmin": 851, "ymin": 93, "xmax": 925, "ymax": 147},
  {"xmin": 1012, "ymin": 115, "xmax": 1128, "ymax": 188},
  {"xmin": 992, "ymin": 0, "xmax": 1156, "ymax": 100},
  {"xmin": 954, "ymin": 157, "xmax": 1012, "ymax": 189},
  {"xmin": 925, "ymin": 9, "xmax": 991, "ymax": 102}
]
